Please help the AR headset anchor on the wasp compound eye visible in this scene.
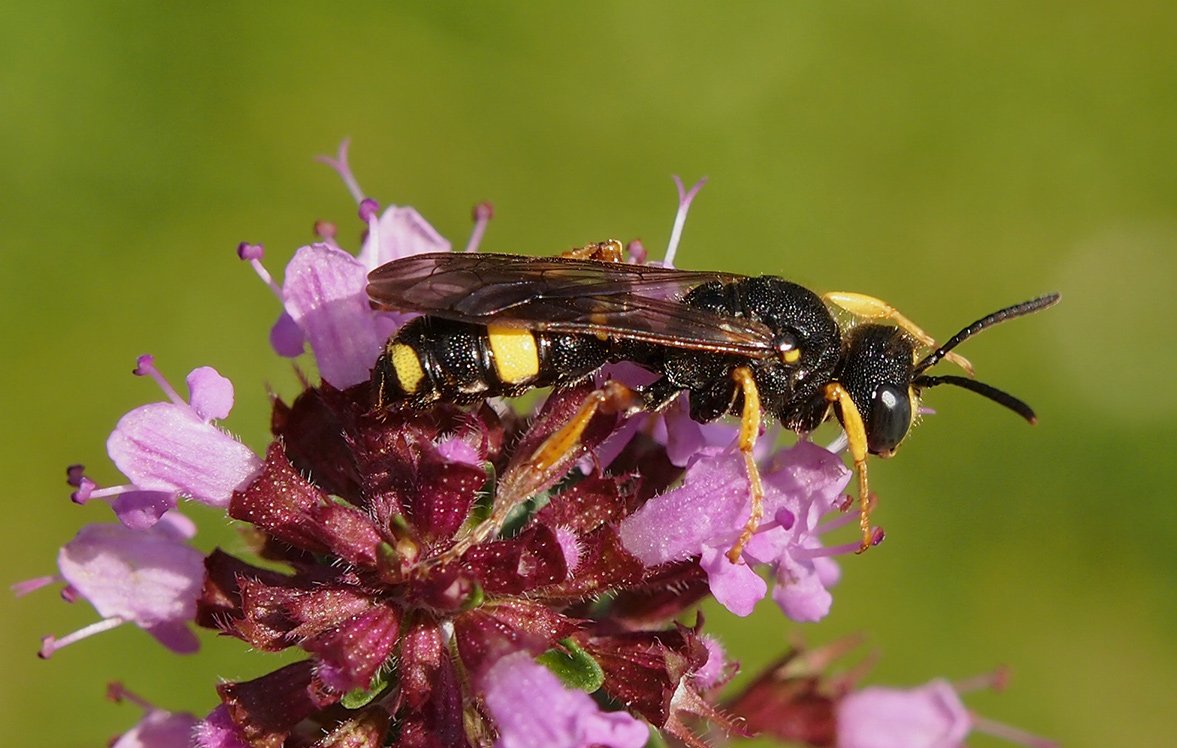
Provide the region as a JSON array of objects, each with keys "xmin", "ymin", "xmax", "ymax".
[
  {"xmin": 774, "ymin": 330, "xmax": 801, "ymax": 364},
  {"xmin": 867, "ymin": 383, "xmax": 912, "ymax": 456}
]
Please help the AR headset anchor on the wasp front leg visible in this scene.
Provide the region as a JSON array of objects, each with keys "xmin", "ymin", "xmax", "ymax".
[{"xmin": 824, "ymin": 382, "xmax": 882, "ymax": 553}]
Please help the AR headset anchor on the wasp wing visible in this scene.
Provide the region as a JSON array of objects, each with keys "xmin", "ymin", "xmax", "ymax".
[{"xmin": 367, "ymin": 252, "xmax": 776, "ymax": 356}]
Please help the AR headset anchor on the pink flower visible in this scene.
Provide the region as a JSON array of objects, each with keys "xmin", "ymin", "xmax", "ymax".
[
  {"xmin": 299, "ymin": 196, "xmax": 452, "ymax": 386},
  {"xmin": 108, "ymin": 683, "xmax": 199, "ymax": 748},
  {"xmin": 837, "ymin": 679, "xmax": 1058, "ymax": 748},
  {"xmin": 240, "ymin": 140, "xmax": 454, "ymax": 388},
  {"xmin": 192, "ymin": 705, "xmax": 250, "ymax": 748},
  {"xmin": 357, "ymin": 203, "xmax": 451, "ymax": 268},
  {"xmin": 619, "ymin": 440, "xmax": 852, "ymax": 620},
  {"xmin": 112, "ymin": 708, "xmax": 198, "ymax": 748},
  {"xmin": 240, "ymin": 206, "xmax": 450, "ymax": 390},
  {"xmin": 72, "ymin": 356, "xmax": 261, "ymax": 529},
  {"xmin": 481, "ymin": 652, "xmax": 649, "ymax": 748},
  {"xmin": 838, "ymin": 680, "xmax": 970, "ymax": 748},
  {"xmin": 274, "ymin": 242, "xmax": 400, "ymax": 388},
  {"xmin": 18, "ymin": 513, "xmax": 205, "ymax": 657}
]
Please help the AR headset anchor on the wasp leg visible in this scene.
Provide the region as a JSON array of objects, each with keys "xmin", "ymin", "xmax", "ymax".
[
  {"xmin": 560, "ymin": 239, "xmax": 626, "ymax": 263},
  {"xmin": 433, "ymin": 381, "xmax": 644, "ymax": 570},
  {"xmin": 823, "ymin": 291, "xmax": 974, "ymax": 376},
  {"xmin": 727, "ymin": 367, "xmax": 765, "ymax": 564},
  {"xmin": 532, "ymin": 380, "xmax": 643, "ymax": 472},
  {"xmin": 824, "ymin": 382, "xmax": 880, "ymax": 553}
]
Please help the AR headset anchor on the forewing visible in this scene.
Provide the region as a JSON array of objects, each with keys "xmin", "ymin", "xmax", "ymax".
[
  {"xmin": 367, "ymin": 252, "xmax": 775, "ymax": 355},
  {"xmin": 522, "ymin": 293, "xmax": 775, "ymax": 354}
]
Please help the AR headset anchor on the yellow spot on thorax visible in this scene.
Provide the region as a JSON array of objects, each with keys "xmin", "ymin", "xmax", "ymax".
[
  {"xmin": 390, "ymin": 343, "xmax": 426, "ymax": 393},
  {"xmin": 487, "ymin": 324, "xmax": 540, "ymax": 384}
]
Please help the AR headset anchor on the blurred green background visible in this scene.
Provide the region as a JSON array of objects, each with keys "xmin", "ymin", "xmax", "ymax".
[{"xmin": 3, "ymin": 2, "xmax": 1175, "ymax": 746}]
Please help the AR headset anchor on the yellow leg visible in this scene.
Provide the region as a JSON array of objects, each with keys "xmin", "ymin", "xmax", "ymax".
[
  {"xmin": 824, "ymin": 382, "xmax": 879, "ymax": 553},
  {"xmin": 823, "ymin": 291, "xmax": 975, "ymax": 376},
  {"xmin": 437, "ymin": 381, "xmax": 643, "ymax": 570},
  {"xmin": 560, "ymin": 240, "xmax": 625, "ymax": 263},
  {"xmin": 727, "ymin": 367, "xmax": 765, "ymax": 563},
  {"xmin": 532, "ymin": 381, "xmax": 641, "ymax": 472}
]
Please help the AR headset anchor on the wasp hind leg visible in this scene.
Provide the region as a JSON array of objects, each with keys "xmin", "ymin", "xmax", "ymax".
[
  {"xmin": 530, "ymin": 380, "xmax": 644, "ymax": 474},
  {"xmin": 823, "ymin": 291, "xmax": 975, "ymax": 375},
  {"xmin": 727, "ymin": 367, "xmax": 765, "ymax": 564},
  {"xmin": 823, "ymin": 382, "xmax": 882, "ymax": 553},
  {"xmin": 434, "ymin": 380, "xmax": 646, "ymax": 569}
]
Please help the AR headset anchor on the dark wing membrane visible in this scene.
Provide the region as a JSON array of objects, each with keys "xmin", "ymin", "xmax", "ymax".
[
  {"xmin": 368, "ymin": 252, "xmax": 733, "ymax": 312},
  {"xmin": 367, "ymin": 252, "xmax": 776, "ymax": 356}
]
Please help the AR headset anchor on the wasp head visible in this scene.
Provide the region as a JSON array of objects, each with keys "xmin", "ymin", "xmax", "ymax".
[
  {"xmin": 835, "ymin": 324, "xmax": 917, "ymax": 457},
  {"xmin": 832, "ymin": 293, "xmax": 1060, "ymax": 457}
]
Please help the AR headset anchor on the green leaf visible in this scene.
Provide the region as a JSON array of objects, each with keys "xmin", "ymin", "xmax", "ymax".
[
  {"xmin": 537, "ymin": 639, "xmax": 604, "ymax": 692},
  {"xmin": 340, "ymin": 670, "xmax": 392, "ymax": 710}
]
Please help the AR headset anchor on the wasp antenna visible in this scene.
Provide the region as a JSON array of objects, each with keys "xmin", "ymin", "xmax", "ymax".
[
  {"xmin": 914, "ymin": 374, "xmax": 1038, "ymax": 424},
  {"xmin": 914, "ymin": 293, "xmax": 1060, "ymax": 375}
]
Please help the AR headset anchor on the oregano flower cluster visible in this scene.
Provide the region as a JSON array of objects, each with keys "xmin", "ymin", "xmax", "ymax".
[{"xmin": 15, "ymin": 142, "xmax": 1055, "ymax": 748}]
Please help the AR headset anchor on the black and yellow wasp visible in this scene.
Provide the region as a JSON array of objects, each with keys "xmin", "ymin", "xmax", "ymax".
[{"xmin": 368, "ymin": 240, "xmax": 1058, "ymax": 559}]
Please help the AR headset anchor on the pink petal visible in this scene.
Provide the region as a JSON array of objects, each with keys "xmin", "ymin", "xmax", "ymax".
[
  {"xmin": 435, "ymin": 434, "xmax": 483, "ymax": 467},
  {"xmin": 111, "ymin": 491, "xmax": 177, "ymax": 530},
  {"xmin": 771, "ymin": 549, "xmax": 834, "ymax": 623},
  {"xmin": 269, "ymin": 311, "xmax": 306, "ymax": 358},
  {"xmin": 481, "ymin": 652, "xmax": 649, "ymax": 748},
  {"xmin": 357, "ymin": 206, "xmax": 450, "ymax": 269},
  {"xmin": 186, "ymin": 366, "xmax": 234, "ymax": 421},
  {"xmin": 108, "ymin": 403, "xmax": 261, "ymax": 508},
  {"xmin": 57, "ymin": 523, "xmax": 205, "ymax": 632},
  {"xmin": 761, "ymin": 441, "xmax": 850, "ymax": 517},
  {"xmin": 618, "ymin": 451, "xmax": 748, "ymax": 565},
  {"xmin": 837, "ymin": 680, "xmax": 971, "ymax": 748},
  {"xmin": 700, "ymin": 544, "xmax": 766, "ymax": 616},
  {"xmin": 691, "ymin": 635, "xmax": 729, "ymax": 691},
  {"xmin": 150, "ymin": 509, "xmax": 197, "ymax": 542},
  {"xmin": 146, "ymin": 620, "xmax": 201, "ymax": 654},
  {"xmin": 661, "ymin": 403, "xmax": 738, "ymax": 467},
  {"xmin": 112, "ymin": 708, "xmax": 199, "ymax": 748},
  {"xmin": 553, "ymin": 526, "xmax": 583, "ymax": 573},
  {"xmin": 193, "ymin": 705, "xmax": 250, "ymax": 748},
  {"xmin": 281, "ymin": 244, "xmax": 392, "ymax": 388}
]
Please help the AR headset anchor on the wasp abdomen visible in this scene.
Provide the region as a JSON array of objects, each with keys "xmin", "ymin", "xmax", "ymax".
[{"xmin": 373, "ymin": 317, "xmax": 611, "ymax": 408}]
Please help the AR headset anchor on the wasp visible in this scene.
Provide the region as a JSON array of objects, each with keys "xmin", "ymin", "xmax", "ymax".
[{"xmin": 368, "ymin": 240, "xmax": 1058, "ymax": 561}]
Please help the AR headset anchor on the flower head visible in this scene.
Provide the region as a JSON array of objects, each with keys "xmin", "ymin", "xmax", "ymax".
[
  {"xmin": 21, "ymin": 145, "xmax": 1057, "ymax": 748},
  {"xmin": 194, "ymin": 377, "xmax": 704, "ymax": 745}
]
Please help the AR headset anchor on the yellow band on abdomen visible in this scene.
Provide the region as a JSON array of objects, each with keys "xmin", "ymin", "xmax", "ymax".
[
  {"xmin": 487, "ymin": 324, "xmax": 540, "ymax": 384},
  {"xmin": 390, "ymin": 343, "xmax": 426, "ymax": 393}
]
